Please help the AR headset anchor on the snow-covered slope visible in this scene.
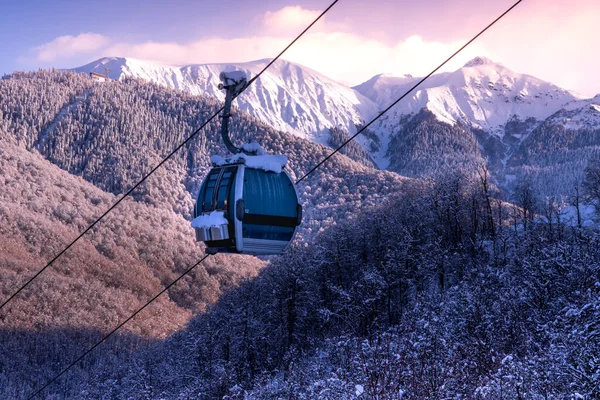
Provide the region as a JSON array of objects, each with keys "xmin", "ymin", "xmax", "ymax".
[
  {"xmin": 355, "ymin": 57, "xmax": 581, "ymax": 136},
  {"xmin": 549, "ymin": 94, "xmax": 600, "ymax": 129},
  {"xmin": 353, "ymin": 56, "xmax": 592, "ymax": 169},
  {"xmin": 74, "ymin": 57, "xmax": 378, "ymax": 143}
]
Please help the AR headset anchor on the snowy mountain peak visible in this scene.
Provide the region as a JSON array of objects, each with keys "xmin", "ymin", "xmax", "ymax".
[
  {"xmin": 378, "ymin": 72, "xmax": 413, "ymax": 79},
  {"xmin": 75, "ymin": 56, "xmax": 179, "ymax": 81},
  {"xmin": 73, "ymin": 57, "xmax": 377, "ymax": 142},
  {"xmin": 463, "ymin": 56, "xmax": 495, "ymax": 68},
  {"xmin": 352, "ymin": 57, "xmax": 592, "ymax": 169},
  {"xmin": 357, "ymin": 57, "xmax": 580, "ymax": 134}
]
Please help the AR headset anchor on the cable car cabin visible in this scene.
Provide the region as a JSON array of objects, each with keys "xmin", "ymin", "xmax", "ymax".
[{"xmin": 193, "ymin": 160, "xmax": 302, "ymax": 255}]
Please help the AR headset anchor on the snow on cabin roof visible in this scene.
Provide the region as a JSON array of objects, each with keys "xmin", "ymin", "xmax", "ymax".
[
  {"xmin": 209, "ymin": 142, "xmax": 287, "ymax": 173},
  {"xmin": 210, "ymin": 153, "xmax": 288, "ymax": 173},
  {"xmin": 240, "ymin": 142, "xmax": 266, "ymax": 155}
]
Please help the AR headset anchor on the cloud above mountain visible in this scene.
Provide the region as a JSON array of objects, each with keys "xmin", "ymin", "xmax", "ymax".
[
  {"xmin": 26, "ymin": 6, "xmax": 487, "ymax": 86},
  {"xmin": 24, "ymin": 2, "xmax": 600, "ymax": 96},
  {"xmin": 263, "ymin": 6, "xmax": 322, "ymax": 32},
  {"xmin": 32, "ymin": 33, "xmax": 110, "ymax": 62}
]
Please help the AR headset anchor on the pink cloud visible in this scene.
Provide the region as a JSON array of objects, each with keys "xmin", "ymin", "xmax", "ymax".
[
  {"xmin": 33, "ymin": 33, "xmax": 109, "ymax": 62},
  {"xmin": 24, "ymin": 2, "xmax": 600, "ymax": 96},
  {"xmin": 262, "ymin": 6, "xmax": 322, "ymax": 33}
]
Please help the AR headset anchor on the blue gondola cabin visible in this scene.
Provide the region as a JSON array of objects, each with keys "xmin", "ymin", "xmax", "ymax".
[{"xmin": 192, "ymin": 152, "xmax": 302, "ymax": 255}]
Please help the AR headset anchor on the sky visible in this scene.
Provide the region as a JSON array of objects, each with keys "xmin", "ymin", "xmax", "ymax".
[{"xmin": 1, "ymin": 0, "xmax": 599, "ymax": 96}]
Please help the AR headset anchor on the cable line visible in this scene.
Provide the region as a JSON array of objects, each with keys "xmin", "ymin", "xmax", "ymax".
[
  {"xmin": 28, "ymin": 0, "xmax": 523, "ymax": 397},
  {"xmin": 27, "ymin": 254, "xmax": 210, "ymax": 400},
  {"xmin": 296, "ymin": 0, "xmax": 523, "ymax": 185},
  {"xmin": 0, "ymin": 0, "xmax": 340, "ymax": 314}
]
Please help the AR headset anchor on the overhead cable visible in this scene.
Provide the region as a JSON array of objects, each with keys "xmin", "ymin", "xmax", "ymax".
[
  {"xmin": 296, "ymin": 0, "xmax": 523, "ymax": 185},
  {"xmin": 27, "ymin": 0, "xmax": 524, "ymax": 396}
]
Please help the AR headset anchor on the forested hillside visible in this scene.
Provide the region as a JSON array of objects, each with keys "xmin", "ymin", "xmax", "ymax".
[
  {"xmin": 0, "ymin": 133, "xmax": 270, "ymax": 397},
  {"xmin": 504, "ymin": 107, "xmax": 600, "ymax": 197},
  {"xmin": 384, "ymin": 109, "xmax": 484, "ymax": 177},
  {"xmin": 379, "ymin": 107, "xmax": 600, "ymax": 200},
  {"xmin": 1, "ymin": 68, "xmax": 599, "ymax": 399},
  {"xmin": 5, "ymin": 164, "xmax": 598, "ymax": 399},
  {"xmin": 0, "ymin": 70, "xmax": 411, "ymax": 324},
  {"xmin": 127, "ymin": 168, "xmax": 600, "ymax": 399},
  {"xmin": 0, "ymin": 136, "xmax": 263, "ymax": 334}
]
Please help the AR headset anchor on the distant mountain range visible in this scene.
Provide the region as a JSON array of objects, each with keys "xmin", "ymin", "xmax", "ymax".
[
  {"xmin": 358, "ymin": 56, "xmax": 581, "ymax": 131},
  {"xmin": 73, "ymin": 57, "xmax": 600, "ymax": 195}
]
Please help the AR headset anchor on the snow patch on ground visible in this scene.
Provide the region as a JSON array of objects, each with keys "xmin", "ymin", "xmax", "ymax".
[
  {"xmin": 355, "ymin": 384, "xmax": 364, "ymax": 396},
  {"xmin": 559, "ymin": 204, "xmax": 597, "ymax": 228},
  {"xmin": 536, "ymin": 203, "xmax": 597, "ymax": 228}
]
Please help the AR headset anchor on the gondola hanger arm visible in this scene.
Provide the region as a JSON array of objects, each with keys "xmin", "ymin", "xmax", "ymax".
[{"xmin": 219, "ymin": 71, "xmax": 255, "ymax": 155}]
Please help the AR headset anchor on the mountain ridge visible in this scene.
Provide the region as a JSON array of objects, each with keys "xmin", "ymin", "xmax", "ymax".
[
  {"xmin": 73, "ymin": 56, "xmax": 378, "ymax": 144},
  {"xmin": 70, "ymin": 56, "xmax": 600, "ymax": 198}
]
